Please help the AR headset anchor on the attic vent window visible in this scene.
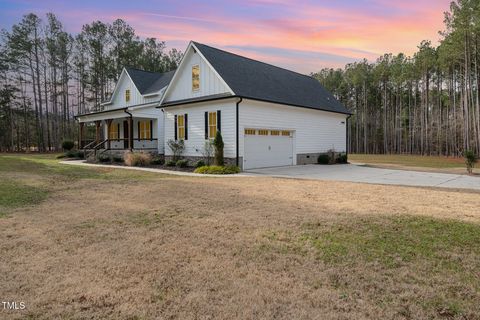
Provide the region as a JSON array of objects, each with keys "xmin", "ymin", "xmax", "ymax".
[
  {"xmin": 125, "ymin": 89, "xmax": 130, "ymax": 102},
  {"xmin": 192, "ymin": 65, "xmax": 200, "ymax": 91}
]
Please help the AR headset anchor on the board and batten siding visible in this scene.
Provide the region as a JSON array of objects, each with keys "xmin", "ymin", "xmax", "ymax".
[
  {"xmin": 106, "ymin": 71, "xmax": 160, "ymax": 111},
  {"xmin": 239, "ymin": 99, "xmax": 348, "ymax": 158},
  {"xmin": 163, "ymin": 47, "xmax": 230, "ymax": 103},
  {"xmin": 163, "ymin": 100, "xmax": 236, "ymax": 158}
]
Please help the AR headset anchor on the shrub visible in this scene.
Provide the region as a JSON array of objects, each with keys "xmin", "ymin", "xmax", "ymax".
[
  {"xmin": 213, "ymin": 131, "xmax": 224, "ymax": 166},
  {"xmin": 166, "ymin": 160, "xmax": 176, "ymax": 166},
  {"xmin": 167, "ymin": 139, "xmax": 185, "ymax": 161},
  {"xmin": 65, "ymin": 150, "xmax": 79, "ymax": 158},
  {"xmin": 112, "ymin": 155, "xmax": 124, "ymax": 163},
  {"xmin": 97, "ymin": 153, "xmax": 111, "ymax": 163},
  {"xmin": 176, "ymin": 159, "xmax": 189, "ymax": 168},
  {"xmin": 151, "ymin": 156, "xmax": 164, "ymax": 165},
  {"xmin": 62, "ymin": 139, "xmax": 75, "ymax": 151},
  {"xmin": 464, "ymin": 150, "xmax": 478, "ymax": 174},
  {"xmin": 318, "ymin": 154, "xmax": 330, "ymax": 164},
  {"xmin": 336, "ymin": 153, "xmax": 348, "ymax": 164},
  {"xmin": 195, "ymin": 160, "xmax": 206, "ymax": 168},
  {"xmin": 124, "ymin": 152, "xmax": 151, "ymax": 166},
  {"xmin": 194, "ymin": 165, "xmax": 240, "ymax": 174},
  {"xmin": 56, "ymin": 154, "xmax": 66, "ymax": 159},
  {"xmin": 202, "ymin": 140, "xmax": 214, "ymax": 165}
]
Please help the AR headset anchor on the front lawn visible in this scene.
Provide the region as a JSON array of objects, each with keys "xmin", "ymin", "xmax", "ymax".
[{"xmin": 0, "ymin": 153, "xmax": 479, "ymax": 319}]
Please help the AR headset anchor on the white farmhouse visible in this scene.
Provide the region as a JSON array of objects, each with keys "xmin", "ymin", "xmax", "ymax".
[{"xmin": 76, "ymin": 41, "xmax": 351, "ymax": 170}]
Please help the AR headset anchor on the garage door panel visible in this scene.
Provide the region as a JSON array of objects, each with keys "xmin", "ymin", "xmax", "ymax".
[{"xmin": 244, "ymin": 131, "xmax": 293, "ymax": 169}]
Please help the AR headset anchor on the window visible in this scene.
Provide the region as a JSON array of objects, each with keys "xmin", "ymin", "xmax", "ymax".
[
  {"xmin": 139, "ymin": 120, "xmax": 151, "ymax": 139},
  {"xmin": 270, "ymin": 130, "xmax": 280, "ymax": 136},
  {"xmin": 258, "ymin": 129, "xmax": 269, "ymax": 136},
  {"xmin": 109, "ymin": 123, "xmax": 119, "ymax": 140},
  {"xmin": 125, "ymin": 89, "xmax": 130, "ymax": 102},
  {"xmin": 282, "ymin": 130, "xmax": 291, "ymax": 136},
  {"xmin": 192, "ymin": 65, "xmax": 200, "ymax": 91},
  {"xmin": 208, "ymin": 111, "xmax": 217, "ymax": 138},
  {"xmin": 244, "ymin": 129, "xmax": 256, "ymax": 135},
  {"xmin": 177, "ymin": 115, "xmax": 185, "ymax": 140}
]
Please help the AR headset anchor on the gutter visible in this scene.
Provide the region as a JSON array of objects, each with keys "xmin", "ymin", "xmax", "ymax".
[
  {"xmin": 74, "ymin": 107, "xmax": 128, "ymax": 119},
  {"xmin": 236, "ymin": 97, "xmax": 243, "ymax": 167},
  {"xmin": 346, "ymin": 114, "xmax": 352, "ymax": 157},
  {"xmin": 157, "ymin": 95, "xmax": 351, "ymax": 116}
]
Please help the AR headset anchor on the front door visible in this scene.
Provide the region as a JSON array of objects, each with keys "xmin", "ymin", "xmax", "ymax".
[{"xmin": 123, "ymin": 120, "xmax": 129, "ymax": 149}]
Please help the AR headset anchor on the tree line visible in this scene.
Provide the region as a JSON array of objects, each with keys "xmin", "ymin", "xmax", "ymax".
[
  {"xmin": 0, "ymin": 13, "xmax": 182, "ymax": 152},
  {"xmin": 312, "ymin": 0, "xmax": 480, "ymax": 156}
]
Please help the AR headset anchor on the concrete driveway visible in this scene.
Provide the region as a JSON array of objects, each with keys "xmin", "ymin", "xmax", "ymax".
[{"xmin": 245, "ymin": 164, "xmax": 480, "ymax": 191}]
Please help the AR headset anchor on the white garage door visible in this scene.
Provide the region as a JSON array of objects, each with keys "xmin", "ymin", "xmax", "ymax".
[{"xmin": 244, "ymin": 129, "xmax": 294, "ymax": 169}]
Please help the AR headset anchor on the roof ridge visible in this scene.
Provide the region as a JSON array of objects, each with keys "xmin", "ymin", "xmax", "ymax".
[
  {"xmin": 125, "ymin": 67, "xmax": 163, "ymax": 75},
  {"xmin": 192, "ymin": 41, "xmax": 315, "ymax": 81}
]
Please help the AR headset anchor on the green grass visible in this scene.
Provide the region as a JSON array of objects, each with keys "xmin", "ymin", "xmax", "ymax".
[
  {"xmin": 0, "ymin": 153, "xmax": 163, "ymax": 215},
  {"xmin": 349, "ymin": 154, "xmax": 466, "ymax": 169},
  {"xmin": 0, "ymin": 179, "xmax": 48, "ymax": 210},
  {"xmin": 0, "ymin": 153, "xmax": 160, "ymax": 181},
  {"xmin": 300, "ymin": 216, "xmax": 480, "ymax": 270}
]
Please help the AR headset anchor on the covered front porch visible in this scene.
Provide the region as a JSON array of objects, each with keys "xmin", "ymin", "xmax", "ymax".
[{"xmin": 76, "ymin": 108, "xmax": 161, "ymax": 155}]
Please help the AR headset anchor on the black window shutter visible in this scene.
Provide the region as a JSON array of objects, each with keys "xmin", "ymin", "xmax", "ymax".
[
  {"xmin": 150, "ymin": 120, "xmax": 153, "ymax": 141},
  {"xmin": 204, "ymin": 112, "xmax": 208, "ymax": 139},
  {"xmin": 117, "ymin": 123, "xmax": 120, "ymax": 141},
  {"xmin": 184, "ymin": 114, "xmax": 188, "ymax": 140},
  {"xmin": 174, "ymin": 115, "xmax": 178, "ymax": 141},
  {"xmin": 137, "ymin": 121, "xmax": 140, "ymax": 140},
  {"xmin": 217, "ymin": 110, "xmax": 221, "ymax": 132}
]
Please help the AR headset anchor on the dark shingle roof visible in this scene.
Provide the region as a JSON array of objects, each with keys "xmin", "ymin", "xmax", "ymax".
[
  {"xmin": 125, "ymin": 68, "xmax": 175, "ymax": 95},
  {"xmin": 192, "ymin": 42, "xmax": 350, "ymax": 115}
]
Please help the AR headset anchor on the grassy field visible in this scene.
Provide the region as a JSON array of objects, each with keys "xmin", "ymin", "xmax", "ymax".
[
  {"xmin": 1, "ymin": 154, "xmax": 480, "ymax": 319},
  {"xmin": 349, "ymin": 154, "xmax": 478, "ymax": 174}
]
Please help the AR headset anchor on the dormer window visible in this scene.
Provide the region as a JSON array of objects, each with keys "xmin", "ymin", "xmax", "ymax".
[
  {"xmin": 125, "ymin": 89, "xmax": 130, "ymax": 102},
  {"xmin": 192, "ymin": 65, "xmax": 200, "ymax": 91}
]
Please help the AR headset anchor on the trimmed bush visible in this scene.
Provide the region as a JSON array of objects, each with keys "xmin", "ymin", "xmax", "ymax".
[
  {"xmin": 176, "ymin": 159, "xmax": 189, "ymax": 168},
  {"xmin": 56, "ymin": 154, "xmax": 66, "ymax": 159},
  {"xmin": 465, "ymin": 150, "xmax": 478, "ymax": 174},
  {"xmin": 151, "ymin": 156, "xmax": 164, "ymax": 165},
  {"xmin": 62, "ymin": 139, "xmax": 75, "ymax": 151},
  {"xmin": 124, "ymin": 152, "xmax": 151, "ymax": 166},
  {"xmin": 195, "ymin": 160, "xmax": 206, "ymax": 168},
  {"xmin": 213, "ymin": 131, "xmax": 224, "ymax": 166},
  {"xmin": 336, "ymin": 153, "xmax": 348, "ymax": 164},
  {"xmin": 318, "ymin": 154, "xmax": 330, "ymax": 165},
  {"xmin": 194, "ymin": 165, "xmax": 240, "ymax": 174},
  {"xmin": 97, "ymin": 153, "xmax": 111, "ymax": 163},
  {"xmin": 65, "ymin": 150, "xmax": 78, "ymax": 158},
  {"xmin": 166, "ymin": 160, "xmax": 176, "ymax": 167}
]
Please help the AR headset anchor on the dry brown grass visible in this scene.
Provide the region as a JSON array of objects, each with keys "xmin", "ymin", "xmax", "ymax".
[{"xmin": 1, "ymin": 154, "xmax": 480, "ymax": 319}]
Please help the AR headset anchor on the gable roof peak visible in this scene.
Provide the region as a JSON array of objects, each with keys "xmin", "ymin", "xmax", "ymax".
[{"xmin": 191, "ymin": 41, "xmax": 350, "ymax": 115}]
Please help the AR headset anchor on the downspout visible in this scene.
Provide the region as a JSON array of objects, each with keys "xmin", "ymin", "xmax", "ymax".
[
  {"xmin": 236, "ymin": 97, "xmax": 243, "ymax": 167},
  {"xmin": 346, "ymin": 114, "xmax": 352, "ymax": 159},
  {"xmin": 124, "ymin": 108, "xmax": 133, "ymax": 151}
]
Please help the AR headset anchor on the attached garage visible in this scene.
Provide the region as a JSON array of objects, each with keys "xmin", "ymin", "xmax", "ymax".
[{"xmin": 243, "ymin": 129, "xmax": 294, "ymax": 169}]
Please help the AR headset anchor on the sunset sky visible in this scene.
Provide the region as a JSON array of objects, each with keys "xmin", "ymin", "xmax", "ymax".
[{"xmin": 0, "ymin": 0, "xmax": 452, "ymax": 73}]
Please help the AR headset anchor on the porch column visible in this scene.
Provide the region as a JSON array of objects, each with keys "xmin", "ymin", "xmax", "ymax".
[
  {"xmin": 127, "ymin": 117, "xmax": 133, "ymax": 150},
  {"xmin": 78, "ymin": 122, "xmax": 84, "ymax": 149},
  {"xmin": 106, "ymin": 119, "xmax": 113, "ymax": 149},
  {"xmin": 95, "ymin": 120, "xmax": 101, "ymax": 144}
]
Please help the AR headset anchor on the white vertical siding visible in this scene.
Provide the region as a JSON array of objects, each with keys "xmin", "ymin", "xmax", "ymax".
[
  {"xmin": 105, "ymin": 71, "xmax": 161, "ymax": 110},
  {"xmin": 163, "ymin": 100, "xmax": 236, "ymax": 158},
  {"xmin": 239, "ymin": 99, "xmax": 348, "ymax": 157},
  {"xmin": 163, "ymin": 48, "xmax": 230, "ymax": 103}
]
